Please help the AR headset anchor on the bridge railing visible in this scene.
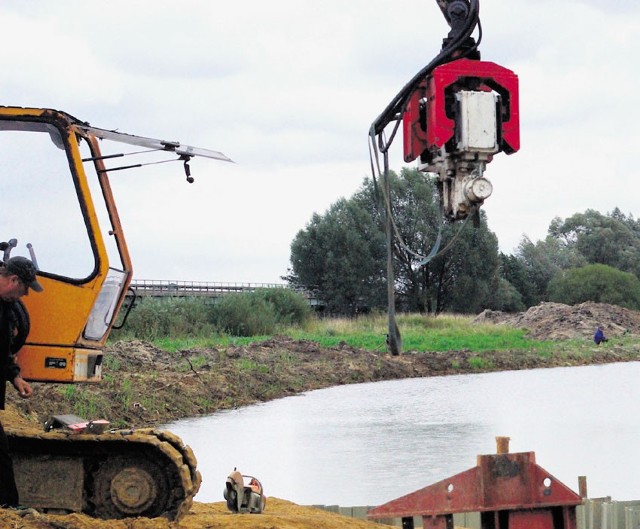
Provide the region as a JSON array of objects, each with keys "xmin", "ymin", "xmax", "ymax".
[
  {"xmin": 129, "ymin": 279, "xmax": 288, "ymax": 297},
  {"xmin": 127, "ymin": 280, "xmax": 325, "ymax": 306}
]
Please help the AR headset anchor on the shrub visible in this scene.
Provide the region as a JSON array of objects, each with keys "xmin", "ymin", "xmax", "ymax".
[
  {"xmin": 251, "ymin": 287, "xmax": 311, "ymax": 325},
  {"xmin": 547, "ymin": 264, "xmax": 640, "ymax": 309},
  {"xmin": 112, "ymin": 287, "xmax": 311, "ymax": 340},
  {"xmin": 111, "ymin": 297, "xmax": 212, "ymax": 340},
  {"xmin": 208, "ymin": 294, "xmax": 278, "ymax": 336}
]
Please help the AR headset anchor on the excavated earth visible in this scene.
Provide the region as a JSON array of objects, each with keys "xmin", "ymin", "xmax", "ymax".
[
  {"xmin": 472, "ymin": 301, "xmax": 640, "ymax": 340},
  {"xmin": 2, "ymin": 301, "xmax": 640, "ymax": 529}
]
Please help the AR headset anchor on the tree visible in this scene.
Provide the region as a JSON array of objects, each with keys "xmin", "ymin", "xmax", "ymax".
[
  {"xmin": 288, "ymin": 197, "xmax": 386, "ymax": 315},
  {"xmin": 514, "ymin": 235, "xmax": 586, "ymax": 305},
  {"xmin": 504, "ymin": 208, "xmax": 640, "ymax": 309},
  {"xmin": 353, "ymin": 168, "xmax": 503, "ymax": 314},
  {"xmin": 428, "ymin": 213, "xmax": 501, "ymax": 314},
  {"xmin": 289, "ymin": 168, "xmax": 503, "ymax": 315},
  {"xmin": 484, "ymin": 276, "xmax": 525, "ymax": 313},
  {"xmin": 548, "ymin": 209, "xmax": 640, "ymax": 278},
  {"xmin": 500, "ymin": 253, "xmax": 534, "ymax": 308},
  {"xmin": 375, "ymin": 169, "xmax": 443, "ymax": 313},
  {"xmin": 547, "ymin": 264, "xmax": 640, "ymax": 310}
]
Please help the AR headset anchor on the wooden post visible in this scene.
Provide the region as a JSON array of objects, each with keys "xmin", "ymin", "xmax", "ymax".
[
  {"xmin": 578, "ymin": 476, "xmax": 588, "ymax": 499},
  {"xmin": 496, "ymin": 436, "xmax": 511, "ymax": 454}
]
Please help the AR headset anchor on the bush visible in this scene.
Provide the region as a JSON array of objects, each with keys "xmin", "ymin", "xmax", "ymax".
[
  {"xmin": 208, "ymin": 294, "xmax": 277, "ymax": 336},
  {"xmin": 112, "ymin": 297, "xmax": 213, "ymax": 341},
  {"xmin": 547, "ymin": 264, "xmax": 640, "ymax": 309},
  {"xmin": 209, "ymin": 288, "xmax": 310, "ymax": 336},
  {"xmin": 251, "ymin": 288, "xmax": 311, "ymax": 325},
  {"xmin": 112, "ymin": 287, "xmax": 311, "ymax": 340}
]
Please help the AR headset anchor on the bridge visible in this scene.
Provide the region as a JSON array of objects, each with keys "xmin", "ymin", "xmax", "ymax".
[{"xmin": 128, "ymin": 279, "xmax": 323, "ymax": 307}]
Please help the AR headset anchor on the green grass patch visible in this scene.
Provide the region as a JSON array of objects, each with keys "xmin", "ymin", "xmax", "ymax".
[
  {"xmin": 58, "ymin": 384, "xmax": 111, "ymax": 422},
  {"xmin": 113, "ymin": 310, "xmax": 640, "ymax": 361},
  {"xmin": 468, "ymin": 356, "xmax": 492, "ymax": 370},
  {"xmin": 287, "ymin": 313, "xmax": 554, "ymax": 355},
  {"xmin": 150, "ymin": 312, "xmax": 553, "ymax": 354}
]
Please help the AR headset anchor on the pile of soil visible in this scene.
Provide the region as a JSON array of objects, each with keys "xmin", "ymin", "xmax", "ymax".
[{"xmin": 473, "ymin": 301, "xmax": 640, "ymax": 340}]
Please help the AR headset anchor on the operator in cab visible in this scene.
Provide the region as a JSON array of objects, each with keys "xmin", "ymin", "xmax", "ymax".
[{"xmin": 0, "ymin": 256, "xmax": 42, "ymax": 508}]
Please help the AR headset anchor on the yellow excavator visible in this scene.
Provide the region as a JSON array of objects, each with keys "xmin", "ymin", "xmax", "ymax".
[{"xmin": 0, "ymin": 106, "xmax": 232, "ymax": 519}]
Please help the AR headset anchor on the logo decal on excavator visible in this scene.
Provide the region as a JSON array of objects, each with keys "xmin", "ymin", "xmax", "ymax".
[{"xmin": 44, "ymin": 357, "xmax": 67, "ymax": 369}]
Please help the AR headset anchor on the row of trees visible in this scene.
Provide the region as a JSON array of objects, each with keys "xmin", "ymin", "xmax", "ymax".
[{"xmin": 286, "ymin": 168, "xmax": 640, "ymax": 315}]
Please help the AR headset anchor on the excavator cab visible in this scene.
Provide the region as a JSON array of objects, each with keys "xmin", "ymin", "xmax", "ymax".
[
  {"xmin": 1, "ymin": 107, "xmax": 132, "ymax": 383},
  {"xmin": 0, "ymin": 106, "xmax": 231, "ymax": 384}
]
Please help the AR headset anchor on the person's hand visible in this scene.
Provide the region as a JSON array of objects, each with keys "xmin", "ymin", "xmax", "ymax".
[{"xmin": 12, "ymin": 376, "xmax": 33, "ymax": 399}]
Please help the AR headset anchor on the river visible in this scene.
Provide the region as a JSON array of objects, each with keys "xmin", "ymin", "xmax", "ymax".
[{"xmin": 166, "ymin": 362, "xmax": 640, "ymax": 506}]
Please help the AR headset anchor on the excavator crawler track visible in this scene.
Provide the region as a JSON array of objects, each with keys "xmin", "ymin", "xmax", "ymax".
[{"xmin": 7, "ymin": 424, "xmax": 201, "ymax": 520}]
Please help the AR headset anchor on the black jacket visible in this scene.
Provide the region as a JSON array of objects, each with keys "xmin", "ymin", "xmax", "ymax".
[{"xmin": 0, "ymin": 301, "xmax": 21, "ymax": 410}]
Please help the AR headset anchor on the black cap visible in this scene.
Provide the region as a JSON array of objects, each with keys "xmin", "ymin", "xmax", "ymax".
[{"xmin": 6, "ymin": 256, "xmax": 43, "ymax": 293}]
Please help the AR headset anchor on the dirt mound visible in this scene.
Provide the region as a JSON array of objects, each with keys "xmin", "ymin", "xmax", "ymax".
[
  {"xmin": 474, "ymin": 302, "xmax": 640, "ymax": 340},
  {"xmin": 108, "ymin": 339, "xmax": 177, "ymax": 369}
]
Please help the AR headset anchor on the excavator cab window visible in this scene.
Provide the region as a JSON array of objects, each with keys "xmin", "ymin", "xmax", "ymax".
[
  {"xmin": 76, "ymin": 137, "xmax": 127, "ymax": 275},
  {"xmin": 0, "ymin": 120, "xmax": 96, "ymax": 279}
]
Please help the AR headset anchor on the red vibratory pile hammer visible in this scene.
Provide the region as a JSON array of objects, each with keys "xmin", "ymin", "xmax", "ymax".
[{"xmin": 372, "ymin": 0, "xmax": 520, "ymax": 222}]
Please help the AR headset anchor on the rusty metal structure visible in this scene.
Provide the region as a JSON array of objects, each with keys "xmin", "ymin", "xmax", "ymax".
[{"xmin": 368, "ymin": 438, "xmax": 583, "ymax": 529}]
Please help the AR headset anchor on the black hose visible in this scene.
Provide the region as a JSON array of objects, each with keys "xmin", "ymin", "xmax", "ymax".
[{"xmin": 370, "ymin": 0, "xmax": 480, "ymax": 137}]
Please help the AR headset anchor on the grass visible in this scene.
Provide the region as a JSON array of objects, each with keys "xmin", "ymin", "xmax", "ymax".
[
  {"xmin": 113, "ymin": 311, "xmax": 640, "ymax": 359},
  {"xmin": 137, "ymin": 312, "xmax": 569, "ymax": 356},
  {"xmin": 113, "ymin": 296, "xmax": 640, "ymax": 359},
  {"xmin": 468, "ymin": 356, "xmax": 491, "ymax": 369},
  {"xmin": 287, "ymin": 313, "xmax": 554, "ymax": 354},
  {"xmin": 59, "ymin": 384, "xmax": 107, "ymax": 421},
  {"xmin": 238, "ymin": 358, "xmax": 270, "ymax": 373}
]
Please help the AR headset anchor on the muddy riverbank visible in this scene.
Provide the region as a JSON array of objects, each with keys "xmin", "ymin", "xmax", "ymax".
[{"xmin": 7, "ymin": 302, "xmax": 640, "ymax": 429}]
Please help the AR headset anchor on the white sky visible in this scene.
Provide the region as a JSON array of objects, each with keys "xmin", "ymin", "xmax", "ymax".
[{"xmin": 1, "ymin": 0, "xmax": 639, "ymax": 284}]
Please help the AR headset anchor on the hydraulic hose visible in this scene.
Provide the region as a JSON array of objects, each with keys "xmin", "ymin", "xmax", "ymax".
[{"xmin": 370, "ymin": 0, "xmax": 480, "ymax": 137}]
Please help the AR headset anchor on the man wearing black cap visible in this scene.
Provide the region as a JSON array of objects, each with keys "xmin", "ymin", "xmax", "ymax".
[{"xmin": 0, "ymin": 256, "xmax": 43, "ymax": 507}]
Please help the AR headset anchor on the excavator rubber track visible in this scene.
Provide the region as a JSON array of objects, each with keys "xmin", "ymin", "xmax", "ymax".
[{"xmin": 6, "ymin": 424, "xmax": 201, "ymax": 520}]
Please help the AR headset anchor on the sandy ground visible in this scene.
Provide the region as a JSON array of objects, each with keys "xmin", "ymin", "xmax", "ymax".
[{"xmin": 0, "ymin": 498, "xmax": 390, "ymax": 529}]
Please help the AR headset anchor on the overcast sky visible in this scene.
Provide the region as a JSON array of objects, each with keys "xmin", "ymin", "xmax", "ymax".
[{"xmin": 1, "ymin": 0, "xmax": 639, "ymax": 284}]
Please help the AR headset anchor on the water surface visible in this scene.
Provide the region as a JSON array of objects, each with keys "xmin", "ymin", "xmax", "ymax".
[{"xmin": 166, "ymin": 362, "xmax": 640, "ymax": 505}]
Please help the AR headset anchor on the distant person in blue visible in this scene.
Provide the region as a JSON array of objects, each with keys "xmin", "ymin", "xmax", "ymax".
[{"xmin": 594, "ymin": 325, "xmax": 608, "ymax": 345}]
